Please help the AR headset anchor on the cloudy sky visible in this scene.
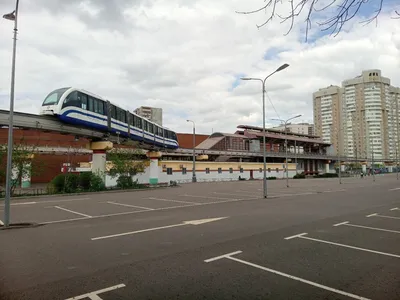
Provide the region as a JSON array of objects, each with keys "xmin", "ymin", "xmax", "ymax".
[{"xmin": 0, "ymin": 0, "xmax": 399, "ymax": 135}]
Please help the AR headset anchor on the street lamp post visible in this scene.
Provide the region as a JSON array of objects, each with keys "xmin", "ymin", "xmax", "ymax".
[
  {"xmin": 271, "ymin": 115, "xmax": 302, "ymax": 188},
  {"xmin": 241, "ymin": 63, "xmax": 289, "ymax": 198},
  {"xmin": 3, "ymin": 0, "xmax": 20, "ymax": 227},
  {"xmin": 186, "ymin": 120, "xmax": 196, "ymax": 183}
]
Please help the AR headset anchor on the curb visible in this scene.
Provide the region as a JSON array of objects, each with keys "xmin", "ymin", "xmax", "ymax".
[
  {"xmin": 0, "ymin": 222, "xmax": 43, "ymax": 230},
  {"xmin": 0, "ymin": 185, "xmax": 176, "ymax": 201}
]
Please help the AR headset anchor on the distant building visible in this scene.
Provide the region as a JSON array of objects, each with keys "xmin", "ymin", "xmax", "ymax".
[
  {"xmin": 134, "ymin": 106, "xmax": 163, "ymax": 126},
  {"xmin": 313, "ymin": 70, "xmax": 400, "ymax": 160},
  {"xmin": 273, "ymin": 123, "xmax": 314, "ymax": 136}
]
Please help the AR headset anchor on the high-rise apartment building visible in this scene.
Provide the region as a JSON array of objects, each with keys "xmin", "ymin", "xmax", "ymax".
[
  {"xmin": 133, "ymin": 106, "xmax": 163, "ymax": 126},
  {"xmin": 313, "ymin": 69, "xmax": 400, "ymax": 160},
  {"xmin": 313, "ymin": 85, "xmax": 343, "ymax": 155},
  {"xmin": 273, "ymin": 123, "xmax": 314, "ymax": 136}
]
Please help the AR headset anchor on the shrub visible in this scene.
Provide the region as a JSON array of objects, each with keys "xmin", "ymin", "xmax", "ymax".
[
  {"xmin": 78, "ymin": 172, "xmax": 92, "ymax": 190},
  {"xmin": 267, "ymin": 176, "xmax": 277, "ymax": 180},
  {"xmin": 117, "ymin": 175, "xmax": 134, "ymax": 188},
  {"xmin": 89, "ymin": 173, "xmax": 106, "ymax": 191},
  {"xmin": 293, "ymin": 173, "xmax": 306, "ymax": 179}
]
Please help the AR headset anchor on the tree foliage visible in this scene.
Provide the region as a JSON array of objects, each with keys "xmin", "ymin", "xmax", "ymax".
[
  {"xmin": 107, "ymin": 148, "xmax": 146, "ymax": 179},
  {"xmin": 236, "ymin": 0, "xmax": 400, "ymax": 41},
  {"xmin": 0, "ymin": 139, "xmax": 43, "ymax": 196}
]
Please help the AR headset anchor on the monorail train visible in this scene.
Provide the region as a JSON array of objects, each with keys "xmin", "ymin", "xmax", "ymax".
[{"xmin": 39, "ymin": 87, "xmax": 179, "ymax": 149}]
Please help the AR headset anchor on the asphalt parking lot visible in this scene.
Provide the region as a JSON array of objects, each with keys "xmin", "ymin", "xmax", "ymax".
[{"xmin": 0, "ymin": 174, "xmax": 399, "ymax": 299}]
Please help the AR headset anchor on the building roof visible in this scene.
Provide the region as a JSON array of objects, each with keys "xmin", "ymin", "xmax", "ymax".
[
  {"xmin": 237, "ymin": 125, "xmax": 321, "ymax": 139},
  {"xmin": 195, "ymin": 136, "xmax": 225, "ymax": 149},
  {"xmin": 209, "ymin": 132, "xmax": 248, "ymax": 139}
]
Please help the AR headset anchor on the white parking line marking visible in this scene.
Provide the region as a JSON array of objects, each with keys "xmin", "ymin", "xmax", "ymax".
[
  {"xmin": 42, "ymin": 197, "xmax": 260, "ymax": 225},
  {"xmin": 366, "ymin": 213, "xmax": 378, "ymax": 217},
  {"xmin": 106, "ymin": 201, "xmax": 154, "ymax": 211},
  {"xmin": 204, "ymin": 251, "xmax": 370, "ymax": 300},
  {"xmin": 148, "ymin": 197, "xmax": 200, "ymax": 205},
  {"xmin": 54, "ymin": 206, "xmax": 92, "ymax": 218},
  {"xmin": 204, "ymin": 250, "xmax": 243, "ymax": 262},
  {"xmin": 286, "ymin": 233, "xmax": 400, "ymax": 258},
  {"xmin": 390, "ymin": 207, "xmax": 399, "ymax": 211},
  {"xmin": 11, "ymin": 201, "xmax": 37, "ymax": 206},
  {"xmin": 367, "ymin": 213, "xmax": 400, "ymax": 220},
  {"xmin": 389, "ymin": 187, "xmax": 400, "ymax": 191},
  {"xmin": 333, "ymin": 221, "xmax": 349, "ymax": 227},
  {"xmin": 182, "ymin": 194, "xmax": 238, "ymax": 200},
  {"xmin": 0, "ymin": 219, "xmax": 3, "ymax": 226},
  {"xmin": 92, "ymin": 217, "xmax": 227, "ymax": 241},
  {"xmin": 213, "ymin": 192, "xmax": 254, "ymax": 197},
  {"xmin": 334, "ymin": 222, "xmax": 400, "ymax": 234},
  {"xmin": 284, "ymin": 233, "xmax": 308, "ymax": 240},
  {"xmin": 64, "ymin": 283, "xmax": 126, "ymax": 300}
]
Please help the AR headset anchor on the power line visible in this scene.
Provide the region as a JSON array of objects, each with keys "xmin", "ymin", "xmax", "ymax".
[{"xmin": 266, "ymin": 92, "xmax": 281, "ymax": 120}]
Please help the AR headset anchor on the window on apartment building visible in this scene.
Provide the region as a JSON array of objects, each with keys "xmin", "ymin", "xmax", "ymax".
[
  {"xmin": 259, "ymin": 168, "xmax": 262, "ymax": 173},
  {"xmin": 182, "ymin": 168, "xmax": 187, "ymax": 175},
  {"xmin": 218, "ymin": 168, "xmax": 222, "ymax": 174},
  {"xmin": 166, "ymin": 168, "xmax": 173, "ymax": 175},
  {"xmin": 206, "ymin": 168, "xmax": 210, "ymax": 174},
  {"xmin": 268, "ymin": 168, "xmax": 271, "ymax": 173},
  {"xmin": 229, "ymin": 168, "xmax": 233, "ymax": 173},
  {"xmin": 276, "ymin": 168, "xmax": 279, "ymax": 173},
  {"xmin": 240, "ymin": 168, "xmax": 243, "ymax": 173}
]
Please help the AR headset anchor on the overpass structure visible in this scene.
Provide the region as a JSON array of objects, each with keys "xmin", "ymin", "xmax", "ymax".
[{"xmin": 0, "ymin": 110, "xmax": 396, "ymax": 185}]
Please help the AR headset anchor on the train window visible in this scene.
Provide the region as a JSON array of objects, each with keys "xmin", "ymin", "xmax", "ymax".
[
  {"xmin": 129, "ymin": 113, "xmax": 135, "ymax": 126},
  {"xmin": 172, "ymin": 132, "xmax": 177, "ymax": 141},
  {"xmin": 148, "ymin": 123, "xmax": 153, "ymax": 134},
  {"xmin": 62, "ymin": 91, "xmax": 80, "ymax": 109},
  {"xmin": 143, "ymin": 120, "xmax": 148, "ymax": 131},
  {"xmin": 117, "ymin": 108, "xmax": 126, "ymax": 123},
  {"xmin": 111, "ymin": 105, "xmax": 117, "ymax": 119},
  {"xmin": 80, "ymin": 93, "xmax": 88, "ymax": 110},
  {"xmin": 135, "ymin": 116, "xmax": 142, "ymax": 128},
  {"xmin": 93, "ymin": 98, "xmax": 98, "ymax": 113},
  {"xmin": 88, "ymin": 97, "xmax": 94, "ymax": 112},
  {"xmin": 163, "ymin": 129, "xmax": 167, "ymax": 137},
  {"xmin": 96, "ymin": 99, "xmax": 104, "ymax": 115}
]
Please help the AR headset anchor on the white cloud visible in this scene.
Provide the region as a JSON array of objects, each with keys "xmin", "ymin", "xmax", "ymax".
[{"xmin": 0, "ymin": 0, "xmax": 399, "ymax": 136}]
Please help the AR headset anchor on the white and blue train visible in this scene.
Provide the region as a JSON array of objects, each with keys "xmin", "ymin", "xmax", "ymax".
[{"xmin": 39, "ymin": 87, "xmax": 179, "ymax": 149}]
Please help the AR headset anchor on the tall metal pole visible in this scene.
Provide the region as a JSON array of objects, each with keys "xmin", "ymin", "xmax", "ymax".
[
  {"xmin": 240, "ymin": 63, "xmax": 290, "ymax": 199},
  {"xmin": 396, "ymin": 92, "xmax": 399, "ymax": 180},
  {"xmin": 294, "ymin": 140, "xmax": 298, "ymax": 174},
  {"xmin": 371, "ymin": 138, "xmax": 375, "ymax": 182},
  {"xmin": 262, "ymin": 84, "xmax": 267, "ymax": 198},
  {"xmin": 337, "ymin": 125, "xmax": 342, "ymax": 184},
  {"xmin": 285, "ymin": 124, "xmax": 289, "ymax": 188},
  {"xmin": 3, "ymin": 0, "xmax": 20, "ymax": 227},
  {"xmin": 187, "ymin": 120, "xmax": 196, "ymax": 183}
]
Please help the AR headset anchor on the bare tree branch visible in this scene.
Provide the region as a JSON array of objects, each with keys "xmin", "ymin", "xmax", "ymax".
[{"xmin": 236, "ymin": 0, "xmax": 399, "ymax": 41}]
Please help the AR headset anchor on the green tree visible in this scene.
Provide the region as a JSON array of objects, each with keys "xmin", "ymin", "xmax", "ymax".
[
  {"xmin": 0, "ymin": 139, "xmax": 43, "ymax": 196},
  {"xmin": 107, "ymin": 147, "xmax": 147, "ymax": 188}
]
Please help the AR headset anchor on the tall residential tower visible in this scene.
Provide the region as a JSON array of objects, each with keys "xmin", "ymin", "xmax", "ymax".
[{"xmin": 313, "ymin": 69, "xmax": 400, "ymax": 161}]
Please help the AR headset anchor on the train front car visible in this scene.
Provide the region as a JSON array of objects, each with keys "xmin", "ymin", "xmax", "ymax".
[{"xmin": 40, "ymin": 87, "xmax": 71, "ymax": 116}]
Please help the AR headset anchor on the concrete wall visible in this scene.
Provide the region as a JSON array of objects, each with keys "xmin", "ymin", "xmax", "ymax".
[{"xmin": 105, "ymin": 160, "xmax": 297, "ymax": 187}]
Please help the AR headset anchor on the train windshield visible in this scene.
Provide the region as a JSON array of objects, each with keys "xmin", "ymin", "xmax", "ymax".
[{"xmin": 42, "ymin": 88, "xmax": 70, "ymax": 106}]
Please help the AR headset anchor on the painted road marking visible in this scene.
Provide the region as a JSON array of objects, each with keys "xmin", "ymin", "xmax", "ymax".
[
  {"xmin": 54, "ymin": 206, "xmax": 92, "ymax": 218},
  {"xmin": 390, "ymin": 207, "xmax": 399, "ymax": 211},
  {"xmin": 333, "ymin": 221, "xmax": 400, "ymax": 234},
  {"xmin": 0, "ymin": 219, "xmax": 3, "ymax": 226},
  {"xmin": 284, "ymin": 233, "xmax": 308, "ymax": 240},
  {"xmin": 389, "ymin": 187, "xmax": 400, "ymax": 191},
  {"xmin": 91, "ymin": 217, "xmax": 227, "ymax": 241},
  {"xmin": 213, "ymin": 192, "xmax": 255, "ymax": 197},
  {"xmin": 367, "ymin": 213, "xmax": 400, "ymax": 220},
  {"xmin": 204, "ymin": 251, "xmax": 370, "ymax": 300},
  {"xmin": 106, "ymin": 201, "xmax": 154, "ymax": 211},
  {"xmin": 0, "ymin": 201, "xmax": 37, "ymax": 207},
  {"xmin": 64, "ymin": 283, "xmax": 126, "ymax": 300},
  {"xmin": 285, "ymin": 233, "xmax": 400, "ymax": 258},
  {"xmin": 182, "ymin": 194, "xmax": 239, "ymax": 200},
  {"xmin": 148, "ymin": 197, "xmax": 200, "ymax": 205},
  {"xmin": 41, "ymin": 197, "xmax": 260, "ymax": 225}
]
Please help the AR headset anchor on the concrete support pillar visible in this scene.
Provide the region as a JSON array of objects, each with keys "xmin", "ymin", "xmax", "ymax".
[
  {"xmin": 146, "ymin": 151, "xmax": 162, "ymax": 185},
  {"xmin": 341, "ymin": 164, "xmax": 345, "ymax": 172},
  {"xmin": 88, "ymin": 141, "xmax": 113, "ymax": 182},
  {"xmin": 325, "ymin": 163, "xmax": 330, "ymax": 173}
]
